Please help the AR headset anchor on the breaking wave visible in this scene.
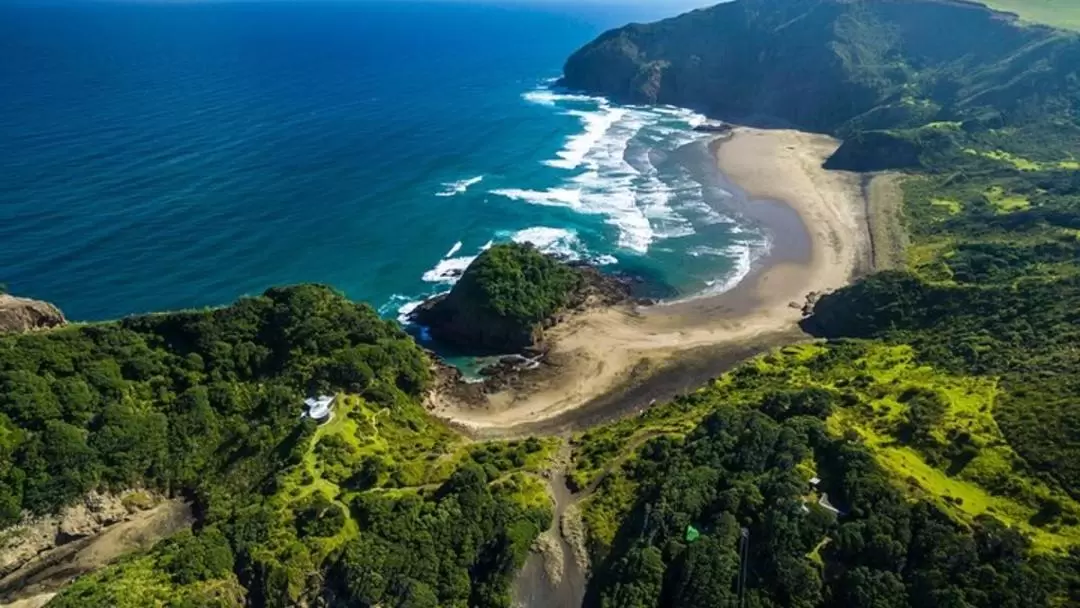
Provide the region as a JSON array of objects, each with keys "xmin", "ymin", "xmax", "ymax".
[
  {"xmin": 507, "ymin": 85, "xmax": 721, "ymax": 253},
  {"xmin": 435, "ymin": 175, "xmax": 484, "ymax": 197}
]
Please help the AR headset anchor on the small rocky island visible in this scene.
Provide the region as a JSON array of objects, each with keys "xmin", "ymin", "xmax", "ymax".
[{"xmin": 412, "ymin": 243, "xmax": 632, "ymax": 355}]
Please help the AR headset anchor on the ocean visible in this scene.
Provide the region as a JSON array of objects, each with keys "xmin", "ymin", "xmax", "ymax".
[{"xmin": 0, "ymin": 0, "xmax": 767, "ymax": 325}]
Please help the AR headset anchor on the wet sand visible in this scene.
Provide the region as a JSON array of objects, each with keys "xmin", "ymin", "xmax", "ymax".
[{"xmin": 431, "ymin": 126, "xmax": 878, "ymax": 433}]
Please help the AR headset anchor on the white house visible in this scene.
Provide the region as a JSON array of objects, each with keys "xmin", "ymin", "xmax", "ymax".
[{"xmin": 303, "ymin": 395, "xmax": 336, "ymax": 422}]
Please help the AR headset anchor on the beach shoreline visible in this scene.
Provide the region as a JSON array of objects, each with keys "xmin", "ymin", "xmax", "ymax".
[{"xmin": 430, "ymin": 126, "xmax": 887, "ymax": 433}]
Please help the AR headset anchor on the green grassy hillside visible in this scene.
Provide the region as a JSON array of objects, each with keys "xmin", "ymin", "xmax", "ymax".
[{"xmin": 572, "ymin": 348, "xmax": 1080, "ymax": 606}]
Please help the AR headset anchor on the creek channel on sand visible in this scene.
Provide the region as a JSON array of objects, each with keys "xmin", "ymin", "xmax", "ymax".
[{"xmin": 513, "ymin": 444, "xmax": 587, "ymax": 608}]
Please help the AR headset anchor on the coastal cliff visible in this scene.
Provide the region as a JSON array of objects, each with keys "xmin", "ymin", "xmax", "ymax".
[
  {"xmin": 0, "ymin": 294, "xmax": 66, "ymax": 334},
  {"xmin": 413, "ymin": 243, "xmax": 630, "ymax": 354},
  {"xmin": 562, "ymin": 0, "xmax": 1080, "ymax": 170}
]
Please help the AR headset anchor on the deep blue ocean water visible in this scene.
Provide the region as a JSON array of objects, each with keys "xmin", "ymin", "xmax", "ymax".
[{"xmin": 0, "ymin": 0, "xmax": 765, "ymax": 324}]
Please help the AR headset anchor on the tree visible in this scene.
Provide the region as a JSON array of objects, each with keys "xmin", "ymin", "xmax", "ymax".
[
  {"xmin": 669, "ymin": 535, "xmax": 740, "ymax": 608},
  {"xmin": 600, "ymin": 546, "xmax": 666, "ymax": 608},
  {"xmin": 160, "ymin": 527, "xmax": 235, "ymax": 585},
  {"xmin": 834, "ymin": 567, "xmax": 909, "ymax": 608}
]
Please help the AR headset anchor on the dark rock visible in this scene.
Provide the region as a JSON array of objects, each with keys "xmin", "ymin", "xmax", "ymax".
[{"xmin": 693, "ymin": 122, "xmax": 733, "ymax": 134}]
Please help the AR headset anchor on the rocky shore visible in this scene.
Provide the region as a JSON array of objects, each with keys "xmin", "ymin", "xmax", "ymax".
[
  {"xmin": 0, "ymin": 491, "xmax": 193, "ymax": 605},
  {"xmin": 0, "ymin": 294, "xmax": 66, "ymax": 334}
]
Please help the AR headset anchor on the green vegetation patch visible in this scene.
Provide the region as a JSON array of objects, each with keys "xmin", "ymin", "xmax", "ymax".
[
  {"xmin": 965, "ymin": 148, "xmax": 1044, "ymax": 171},
  {"xmin": 576, "ymin": 340, "xmax": 1080, "ymax": 561},
  {"xmin": 453, "ymin": 242, "xmax": 581, "ymax": 326},
  {"xmin": 51, "ymin": 528, "xmax": 245, "ymax": 608},
  {"xmin": 7, "ymin": 285, "xmax": 556, "ymax": 607},
  {"xmin": 240, "ymin": 393, "xmax": 558, "ymax": 604},
  {"xmin": 986, "ymin": 185, "xmax": 1032, "ymax": 212},
  {"xmin": 820, "ymin": 345, "xmax": 1080, "ymax": 551},
  {"xmin": 577, "ymin": 385, "xmax": 1080, "ymax": 607},
  {"xmin": 0, "ymin": 284, "xmax": 430, "ymax": 528},
  {"xmin": 416, "ymin": 242, "xmax": 587, "ymax": 353},
  {"xmin": 930, "ymin": 197, "xmax": 962, "ymax": 215}
]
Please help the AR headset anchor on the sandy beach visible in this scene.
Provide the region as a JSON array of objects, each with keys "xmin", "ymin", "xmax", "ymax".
[{"xmin": 433, "ymin": 126, "xmax": 886, "ymax": 433}]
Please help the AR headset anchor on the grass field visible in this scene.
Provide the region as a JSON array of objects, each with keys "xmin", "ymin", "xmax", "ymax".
[
  {"xmin": 818, "ymin": 345, "xmax": 1080, "ymax": 552},
  {"xmin": 977, "ymin": 0, "xmax": 1080, "ymax": 30},
  {"xmin": 266, "ymin": 394, "xmax": 560, "ymax": 570}
]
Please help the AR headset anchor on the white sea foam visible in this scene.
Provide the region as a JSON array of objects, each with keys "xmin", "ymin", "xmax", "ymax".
[
  {"xmin": 505, "ymin": 226, "xmax": 619, "ymax": 266},
  {"xmin": 522, "ymin": 89, "xmax": 597, "ymax": 107},
  {"xmin": 708, "ymin": 241, "xmax": 757, "ymax": 294},
  {"xmin": 706, "ymin": 233, "xmax": 772, "ymax": 295},
  {"xmin": 397, "ymin": 299, "xmax": 422, "ymax": 317},
  {"xmin": 490, "ymin": 188, "xmax": 582, "ymax": 209},
  {"xmin": 688, "ymin": 246, "xmax": 731, "ymax": 257},
  {"xmin": 419, "ymin": 239, "xmax": 498, "ymax": 286},
  {"xmin": 509, "ymin": 226, "xmax": 585, "ymax": 261},
  {"xmin": 435, "ymin": 175, "xmax": 484, "ymax": 197},
  {"xmin": 422, "ymin": 255, "xmax": 476, "ymax": 284},
  {"xmin": 380, "ymin": 294, "xmax": 427, "ymax": 325},
  {"xmin": 501, "ymin": 85, "xmax": 754, "ymax": 292},
  {"xmin": 510, "ymin": 226, "xmax": 577, "ymax": 249},
  {"xmin": 668, "ymin": 174, "xmax": 731, "ymax": 226},
  {"xmin": 544, "ymin": 106, "xmax": 628, "ymax": 170},
  {"xmin": 518, "ymin": 87, "xmax": 719, "ymax": 252}
]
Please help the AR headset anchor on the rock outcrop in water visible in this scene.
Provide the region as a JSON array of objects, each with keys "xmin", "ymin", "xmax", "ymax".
[
  {"xmin": 0, "ymin": 294, "xmax": 66, "ymax": 334},
  {"xmin": 561, "ymin": 0, "xmax": 1080, "ymax": 170},
  {"xmin": 412, "ymin": 243, "xmax": 631, "ymax": 354}
]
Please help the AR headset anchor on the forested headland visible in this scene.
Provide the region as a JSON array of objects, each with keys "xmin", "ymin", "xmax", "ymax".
[
  {"xmin": 1, "ymin": 285, "xmax": 553, "ymax": 606},
  {"xmin": 413, "ymin": 242, "xmax": 629, "ymax": 355}
]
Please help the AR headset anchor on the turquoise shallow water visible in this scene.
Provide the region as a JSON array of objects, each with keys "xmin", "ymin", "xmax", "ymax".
[{"xmin": 0, "ymin": 0, "xmax": 765, "ymax": 324}]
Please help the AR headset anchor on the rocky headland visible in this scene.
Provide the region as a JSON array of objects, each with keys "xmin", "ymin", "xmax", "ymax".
[
  {"xmin": 0, "ymin": 294, "xmax": 66, "ymax": 334},
  {"xmin": 412, "ymin": 243, "xmax": 634, "ymax": 355},
  {"xmin": 560, "ymin": 0, "xmax": 1080, "ymax": 172}
]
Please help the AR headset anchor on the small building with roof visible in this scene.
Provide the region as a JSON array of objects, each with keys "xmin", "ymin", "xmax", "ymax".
[{"xmin": 303, "ymin": 395, "xmax": 336, "ymax": 423}]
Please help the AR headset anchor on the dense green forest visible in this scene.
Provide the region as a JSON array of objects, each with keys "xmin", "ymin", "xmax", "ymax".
[
  {"xmin": 1, "ymin": 285, "xmax": 553, "ymax": 606},
  {"xmin": 456, "ymin": 243, "xmax": 581, "ymax": 327},
  {"xmin": 573, "ymin": 342, "xmax": 1080, "ymax": 607}
]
